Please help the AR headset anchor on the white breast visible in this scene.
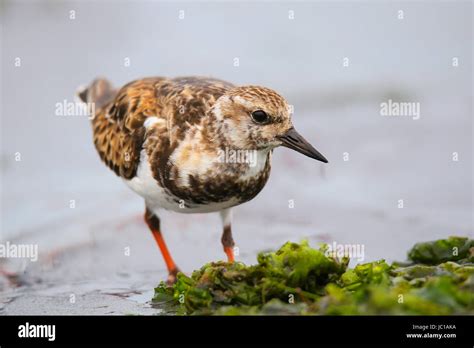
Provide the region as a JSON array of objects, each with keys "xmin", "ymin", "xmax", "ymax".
[
  {"xmin": 124, "ymin": 117, "xmax": 271, "ymax": 215},
  {"xmin": 124, "ymin": 150, "xmax": 243, "ymax": 214}
]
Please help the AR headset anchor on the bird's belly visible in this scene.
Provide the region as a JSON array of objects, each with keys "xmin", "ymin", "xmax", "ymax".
[{"xmin": 125, "ymin": 179, "xmax": 241, "ymax": 214}]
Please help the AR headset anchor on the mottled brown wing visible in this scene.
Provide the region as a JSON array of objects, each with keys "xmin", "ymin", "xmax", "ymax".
[
  {"xmin": 91, "ymin": 76, "xmax": 234, "ymax": 180},
  {"xmin": 91, "ymin": 77, "xmax": 165, "ymax": 179},
  {"xmin": 151, "ymin": 77, "xmax": 235, "ymax": 142},
  {"xmin": 143, "ymin": 77, "xmax": 235, "ymax": 187}
]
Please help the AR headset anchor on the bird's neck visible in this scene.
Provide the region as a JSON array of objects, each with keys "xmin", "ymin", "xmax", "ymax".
[{"xmin": 199, "ymin": 112, "xmax": 272, "ymax": 176}]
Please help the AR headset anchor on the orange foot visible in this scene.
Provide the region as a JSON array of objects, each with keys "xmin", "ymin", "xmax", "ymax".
[{"xmin": 166, "ymin": 267, "xmax": 180, "ymax": 285}]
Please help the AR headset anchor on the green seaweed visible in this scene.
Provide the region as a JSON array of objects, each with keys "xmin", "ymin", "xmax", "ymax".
[
  {"xmin": 407, "ymin": 236, "xmax": 474, "ymax": 264},
  {"xmin": 153, "ymin": 236, "xmax": 474, "ymax": 315}
]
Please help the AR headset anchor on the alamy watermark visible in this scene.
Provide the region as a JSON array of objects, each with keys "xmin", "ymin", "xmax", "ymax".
[
  {"xmin": 0, "ymin": 241, "xmax": 38, "ymax": 262},
  {"xmin": 55, "ymin": 99, "xmax": 95, "ymax": 119},
  {"xmin": 18, "ymin": 322, "xmax": 55, "ymax": 341},
  {"xmin": 380, "ymin": 99, "xmax": 420, "ymax": 120},
  {"xmin": 216, "ymin": 147, "xmax": 257, "ymax": 167},
  {"xmin": 325, "ymin": 241, "xmax": 365, "ymax": 262}
]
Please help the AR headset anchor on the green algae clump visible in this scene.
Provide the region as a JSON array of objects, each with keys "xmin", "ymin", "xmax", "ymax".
[
  {"xmin": 407, "ymin": 236, "xmax": 474, "ymax": 265},
  {"xmin": 153, "ymin": 237, "xmax": 474, "ymax": 315}
]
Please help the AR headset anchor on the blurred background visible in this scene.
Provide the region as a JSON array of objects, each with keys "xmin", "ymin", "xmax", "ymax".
[{"xmin": 0, "ymin": 0, "xmax": 472, "ymax": 314}]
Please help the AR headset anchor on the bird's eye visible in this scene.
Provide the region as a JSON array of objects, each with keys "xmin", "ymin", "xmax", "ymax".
[{"xmin": 251, "ymin": 110, "xmax": 269, "ymax": 124}]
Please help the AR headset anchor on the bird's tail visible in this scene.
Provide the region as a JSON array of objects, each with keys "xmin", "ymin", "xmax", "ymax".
[{"xmin": 75, "ymin": 78, "xmax": 116, "ymax": 113}]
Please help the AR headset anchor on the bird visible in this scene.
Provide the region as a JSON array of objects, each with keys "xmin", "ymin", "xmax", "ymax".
[{"xmin": 78, "ymin": 76, "xmax": 328, "ymax": 284}]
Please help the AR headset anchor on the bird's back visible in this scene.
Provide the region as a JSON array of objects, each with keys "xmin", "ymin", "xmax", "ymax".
[{"xmin": 82, "ymin": 76, "xmax": 234, "ymax": 180}]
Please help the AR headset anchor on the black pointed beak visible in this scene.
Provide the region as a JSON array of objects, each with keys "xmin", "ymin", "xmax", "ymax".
[{"xmin": 277, "ymin": 128, "xmax": 328, "ymax": 163}]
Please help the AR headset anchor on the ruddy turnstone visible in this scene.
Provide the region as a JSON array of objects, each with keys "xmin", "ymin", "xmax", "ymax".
[{"xmin": 78, "ymin": 77, "xmax": 328, "ymax": 284}]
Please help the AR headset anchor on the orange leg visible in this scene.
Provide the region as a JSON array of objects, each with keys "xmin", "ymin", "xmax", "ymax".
[
  {"xmin": 221, "ymin": 225, "xmax": 235, "ymax": 263},
  {"xmin": 224, "ymin": 246, "xmax": 235, "ymax": 263},
  {"xmin": 144, "ymin": 208, "xmax": 180, "ymax": 284}
]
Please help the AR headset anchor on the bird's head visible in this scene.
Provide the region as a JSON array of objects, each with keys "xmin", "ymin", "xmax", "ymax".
[{"xmin": 212, "ymin": 85, "xmax": 328, "ymax": 163}]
